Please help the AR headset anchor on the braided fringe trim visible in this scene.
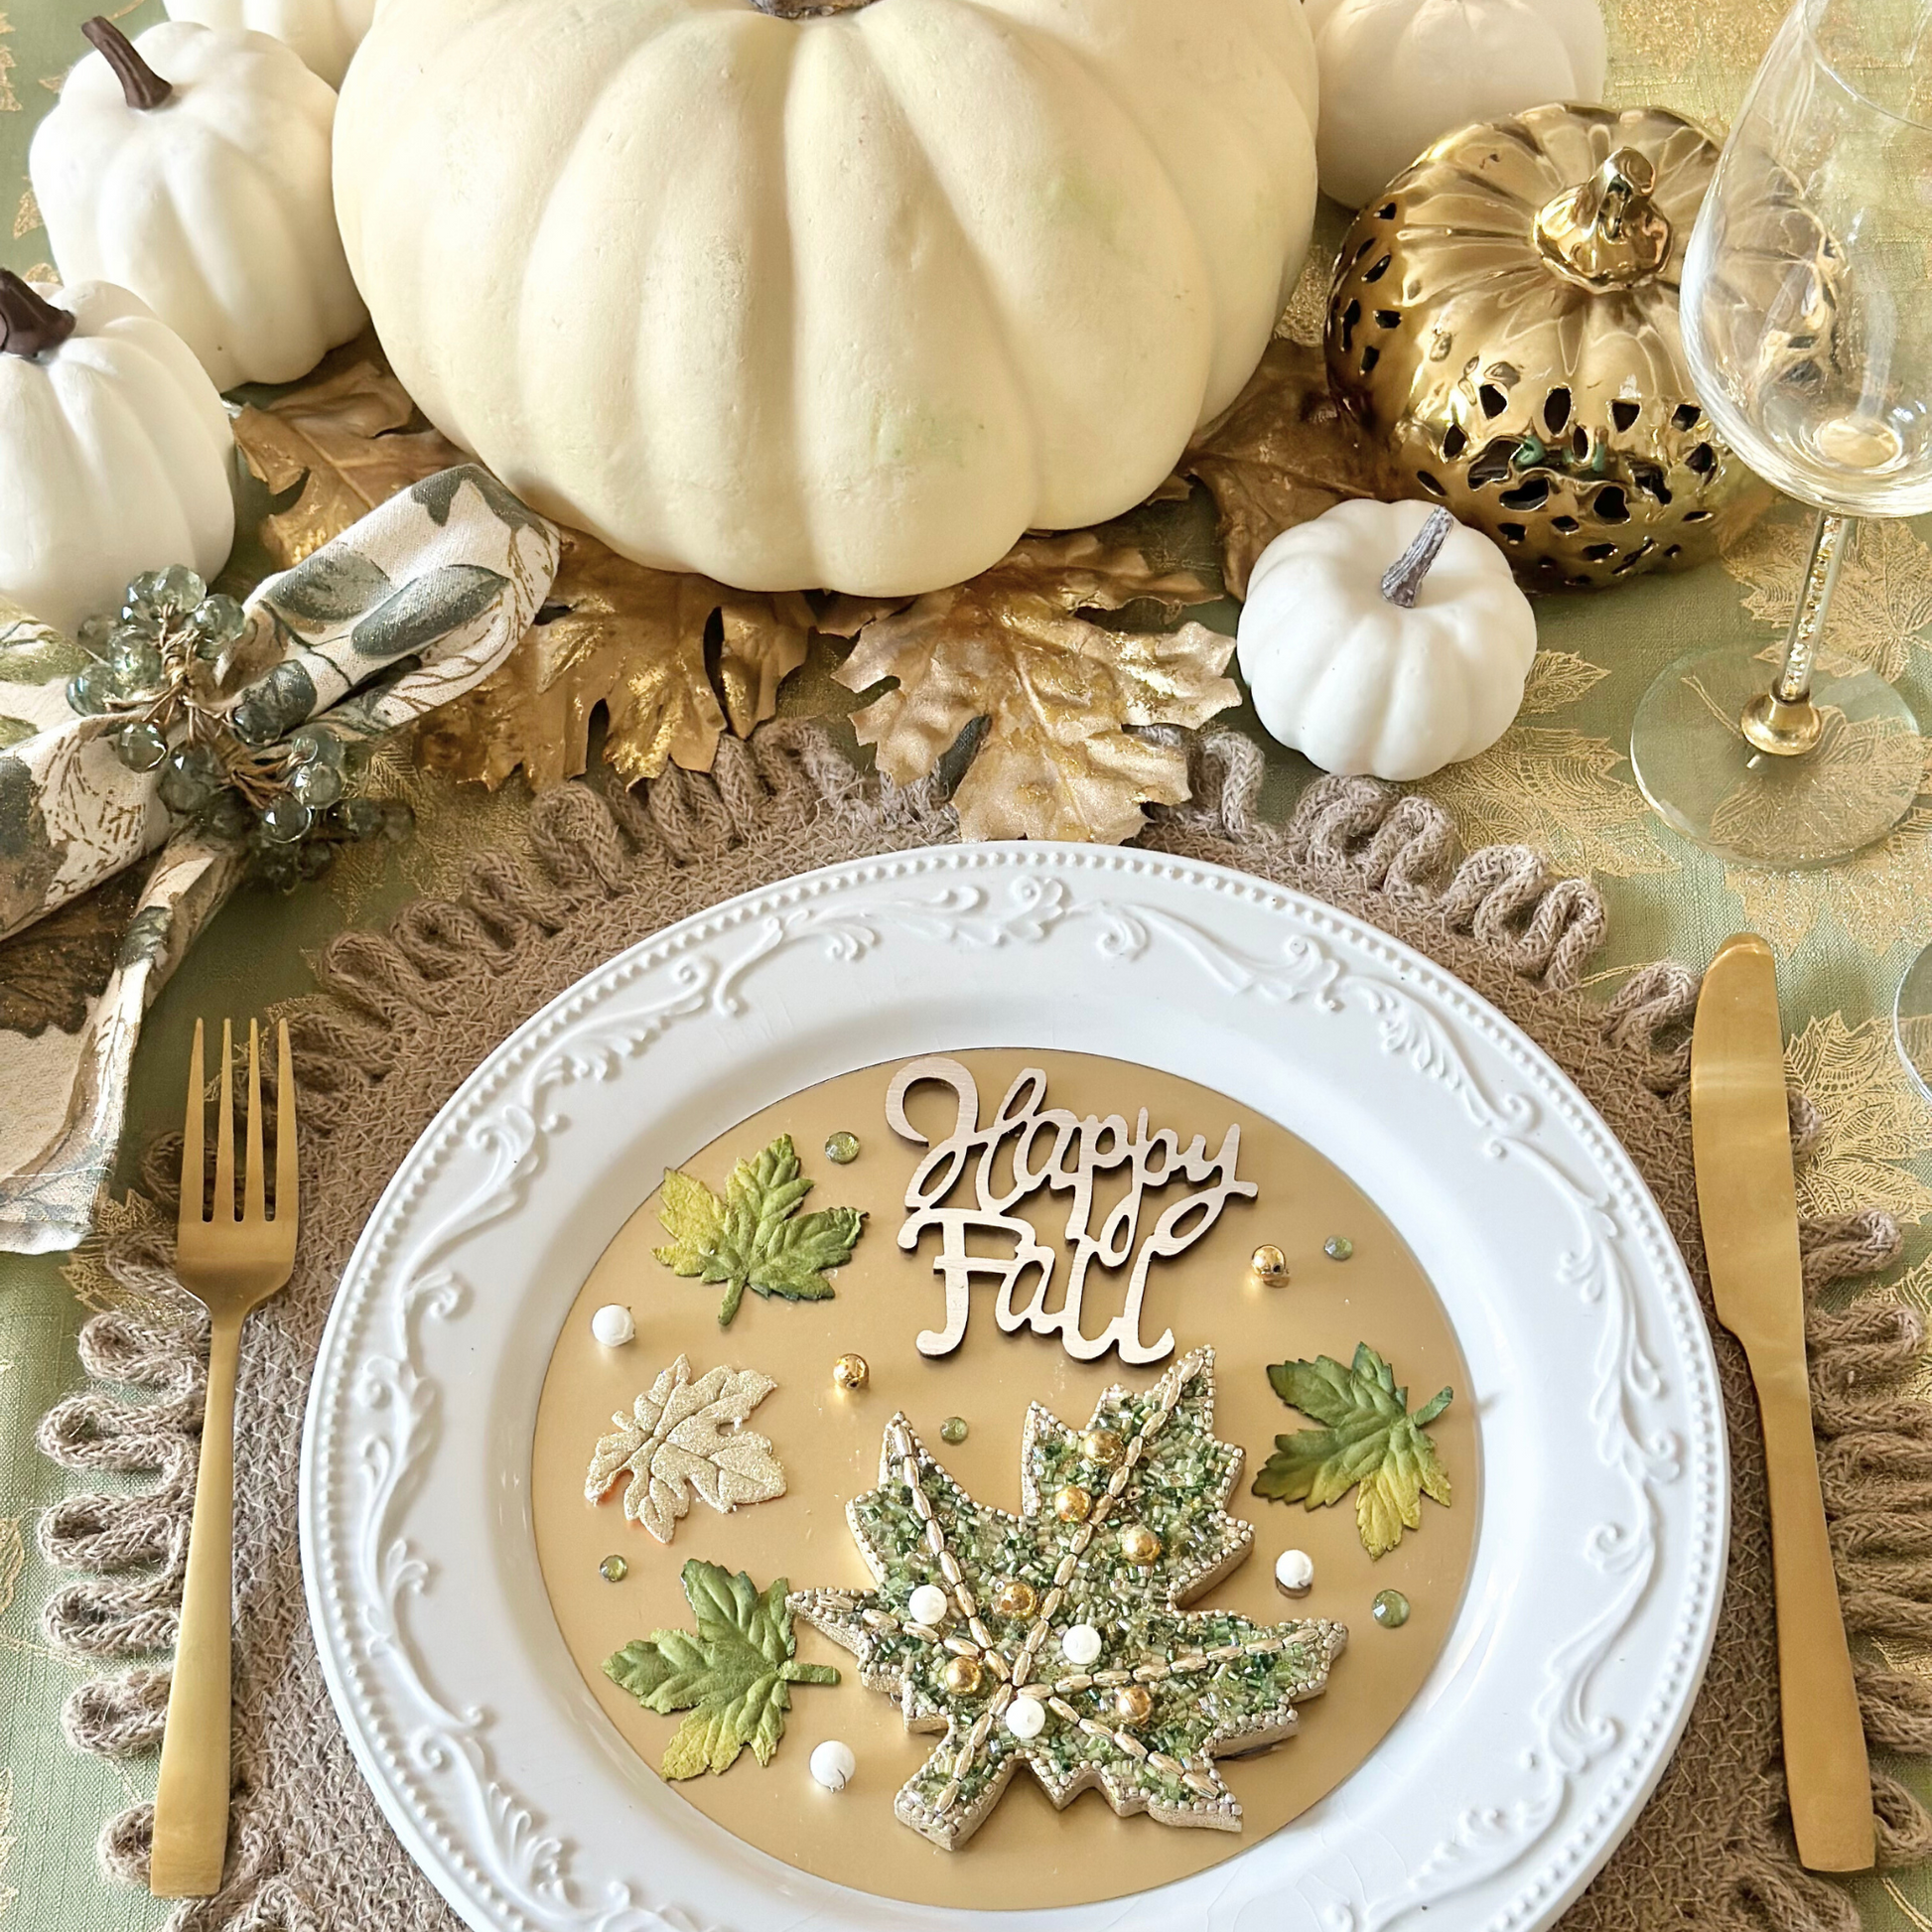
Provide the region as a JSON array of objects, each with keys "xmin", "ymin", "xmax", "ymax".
[{"xmin": 34, "ymin": 722, "xmax": 1932, "ymax": 1931}]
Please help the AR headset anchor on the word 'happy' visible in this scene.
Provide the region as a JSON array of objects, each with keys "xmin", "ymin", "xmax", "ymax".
[{"xmin": 886, "ymin": 1056, "xmax": 1256, "ymax": 1365}]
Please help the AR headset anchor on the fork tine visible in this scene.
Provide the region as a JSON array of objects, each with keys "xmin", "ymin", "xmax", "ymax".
[
  {"xmin": 214, "ymin": 1019, "xmax": 235, "ymax": 1223},
  {"xmin": 275, "ymin": 1020, "xmax": 298, "ymax": 1237},
  {"xmin": 179, "ymin": 1019, "xmax": 206, "ymax": 1233},
  {"xmin": 243, "ymin": 1019, "xmax": 265, "ymax": 1224}
]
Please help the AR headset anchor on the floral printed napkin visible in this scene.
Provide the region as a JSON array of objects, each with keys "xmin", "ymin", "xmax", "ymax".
[{"xmin": 0, "ymin": 465, "xmax": 559, "ymax": 1254}]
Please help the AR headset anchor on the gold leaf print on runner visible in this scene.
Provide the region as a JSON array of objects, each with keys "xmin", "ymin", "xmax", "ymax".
[
  {"xmin": 1725, "ymin": 798, "xmax": 1932, "ymax": 956},
  {"xmin": 1420, "ymin": 727, "xmax": 1680, "ymax": 880},
  {"xmin": 1518, "ymin": 651, "xmax": 1612, "ymax": 717},
  {"xmin": 1786, "ymin": 1014, "xmax": 1932, "ymax": 1225},
  {"xmin": 1709, "ymin": 708, "xmax": 1927, "ymax": 865},
  {"xmin": 0, "ymin": 1518, "xmax": 19, "ymax": 1620},
  {"xmin": 0, "ymin": 1767, "xmax": 16, "ymax": 1917},
  {"xmin": 11, "ymin": 188, "xmax": 36, "ymax": 239},
  {"xmin": 1725, "ymin": 516, "xmax": 1932, "ymax": 683}
]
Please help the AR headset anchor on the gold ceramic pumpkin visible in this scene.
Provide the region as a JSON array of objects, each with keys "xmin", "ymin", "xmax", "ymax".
[{"xmin": 1326, "ymin": 103, "xmax": 1776, "ymax": 590}]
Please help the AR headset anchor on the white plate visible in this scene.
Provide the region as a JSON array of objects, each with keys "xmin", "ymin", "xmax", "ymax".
[{"xmin": 300, "ymin": 843, "xmax": 1726, "ymax": 1932}]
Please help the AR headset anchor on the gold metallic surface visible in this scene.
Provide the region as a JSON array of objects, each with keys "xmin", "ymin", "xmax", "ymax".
[
  {"xmin": 1250, "ymin": 1243, "xmax": 1289, "ymax": 1282},
  {"xmin": 1113, "ymin": 1685, "xmax": 1155, "ymax": 1726},
  {"xmin": 1118, "ymin": 1525, "xmax": 1162, "ymax": 1567},
  {"xmin": 1739, "ymin": 691, "xmax": 1825, "ymax": 757},
  {"xmin": 944, "ymin": 1655, "xmax": 985, "ymax": 1697},
  {"xmin": 1327, "ymin": 103, "xmax": 1777, "ymax": 590},
  {"xmin": 832, "ymin": 1351, "xmax": 869, "ymax": 1393},
  {"xmin": 1080, "ymin": 1428, "xmax": 1126, "ymax": 1466},
  {"xmin": 992, "ymin": 1579, "xmax": 1037, "ymax": 1620},
  {"xmin": 1692, "ymin": 936, "xmax": 1874, "ymax": 1872},
  {"xmin": 1052, "ymin": 1483, "xmax": 1093, "ymax": 1523}
]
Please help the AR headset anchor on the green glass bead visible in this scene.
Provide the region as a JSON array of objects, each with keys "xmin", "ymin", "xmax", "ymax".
[
  {"xmin": 75, "ymin": 614, "xmax": 118, "ymax": 656},
  {"xmin": 109, "ymin": 635, "xmax": 164, "ymax": 692},
  {"xmin": 940, "ymin": 1417, "xmax": 968, "ymax": 1446},
  {"xmin": 599, "ymin": 1555, "xmax": 628, "ymax": 1584},
  {"xmin": 290, "ymin": 760, "xmax": 345, "ymax": 808},
  {"xmin": 1371, "ymin": 1588, "xmax": 1410, "ymax": 1629},
  {"xmin": 1323, "ymin": 1236, "xmax": 1354, "ymax": 1262},
  {"xmin": 229, "ymin": 699, "xmax": 280, "ymax": 748},
  {"xmin": 150, "ymin": 565, "xmax": 206, "ymax": 615},
  {"xmin": 199, "ymin": 789, "xmax": 251, "ymax": 842},
  {"xmin": 188, "ymin": 595, "xmax": 248, "ymax": 655},
  {"xmin": 288, "ymin": 725, "xmax": 343, "ymax": 767},
  {"xmin": 113, "ymin": 720, "xmax": 170, "ymax": 772},
  {"xmin": 824, "ymin": 1130, "xmax": 861, "ymax": 1165},
  {"xmin": 157, "ymin": 744, "xmax": 219, "ymax": 812},
  {"xmin": 296, "ymin": 840, "xmax": 336, "ymax": 880},
  {"xmin": 259, "ymin": 794, "xmax": 313, "ymax": 845},
  {"xmin": 65, "ymin": 665, "xmax": 112, "ymax": 715}
]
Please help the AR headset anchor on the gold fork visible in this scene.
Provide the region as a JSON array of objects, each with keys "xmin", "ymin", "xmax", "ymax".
[{"xmin": 149, "ymin": 1019, "xmax": 298, "ymax": 1899}]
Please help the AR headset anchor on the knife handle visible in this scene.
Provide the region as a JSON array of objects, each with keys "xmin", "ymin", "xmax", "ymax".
[{"xmin": 1754, "ymin": 1352, "xmax": 1874, "ymax": 1871}]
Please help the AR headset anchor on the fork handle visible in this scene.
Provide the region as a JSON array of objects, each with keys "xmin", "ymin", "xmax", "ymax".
[{"xmin": 150, "ymin": 1311, "xmax": 240, "ymax": 1897}]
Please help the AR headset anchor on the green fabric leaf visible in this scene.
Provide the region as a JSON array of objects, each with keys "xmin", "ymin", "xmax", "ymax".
[
  {"xmin": 603, "ymin": 1559, "xmax": 837, "ymax": 1780},
  {"xmin": 1253, "ymin": 1343, "xmax": 1452, "ymax": 1559},
  {"xmin": 652, "ymin": 1134, "xmax": 864, "ymax": 1325},
  {"xmin": 264, "ymin": 550, "xmax": 394, "ymax": 627},
  {"xmin": 348, "ymin": 564, "xmax": 508, "ymax": 659},
  {"xmin": 411, "ymin": 465, "xmax": 549, "ymax": 537},
  {"xmin": 0, "ymin": 614, "xmax": 86, "ymax": 687}
]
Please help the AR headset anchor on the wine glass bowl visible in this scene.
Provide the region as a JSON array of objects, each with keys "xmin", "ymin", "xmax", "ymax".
[{"xmin": 1629, "ymin": 0, "xmax": 1932, "ymax": 867}]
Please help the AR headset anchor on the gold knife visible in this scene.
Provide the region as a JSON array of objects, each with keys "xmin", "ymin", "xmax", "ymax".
[{"xmin": 1692, "ymin": 933, "xmax": 1873, "ymax": 1873}]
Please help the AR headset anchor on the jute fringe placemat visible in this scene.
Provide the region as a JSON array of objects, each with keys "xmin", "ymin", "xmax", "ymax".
[{"xmin": 36, "ymin": 723, "xmax": 1932, "ymax": 1931}]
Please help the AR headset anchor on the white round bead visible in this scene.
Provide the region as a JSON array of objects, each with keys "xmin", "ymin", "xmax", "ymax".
[
  {"xmin": 810, "ymin": 1740, "xmax": 856, "ymax": 1791},
  {"xmin": 1274, "ymin": 1549, "xmax": 1315, "ymax": 1596},
  {"xmin": 590, "ymin": 1304, "xmax": 634, "ymax": 1347},
  {"xmin": 906, "ymin": 1585, "xmax": 950, "ymax": 1627},
  {"xmin": 1004, "ymin": 1695, "xmax": 1046, "ymax": 1741},
  {"xmin": 1060, "ymin": 1623, "xmax": 1103, "ymax": 1667}
]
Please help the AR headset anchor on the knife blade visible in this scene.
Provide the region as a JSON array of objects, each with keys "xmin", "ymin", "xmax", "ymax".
[{"xmin": 1692, "ymin": 932, "xmax": 1873, "ymax": 1873}]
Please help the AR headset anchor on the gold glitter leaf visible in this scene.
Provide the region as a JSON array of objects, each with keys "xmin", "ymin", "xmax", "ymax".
[
  {"xmin": 232, "ymin": 349, "xmax": 462, "ymax": 570},
  {"xmin": 834, "ymin": 531, "xmax": 1233, "ymax": 845},
  {"xmin": 1786, "ymin": 1014, "xmax": 1932, "ymax": 1225},
  {"xmin": 1166, "ymin": 340, "xmax": 1380, "ymax": 598},
  {"xmin": 586, "ymin": 1355, "xmax": 786, "ymax": 1545}
]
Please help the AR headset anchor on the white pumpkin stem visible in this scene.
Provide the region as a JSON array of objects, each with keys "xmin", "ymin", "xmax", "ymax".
[
  {"xmin": 747, "ymin": 0, "xmax": 875, "ymax": 12},
  {"xmin": 81, "ymin": 16, "xmax": 173, "ymax": 111},
  {"xmin": 0, "ymin": 271, "xmax": 75, "ymax": 358},
  {"xmin": 1380, "ymin": 507, "xmax": 1455, "ymax": 609}
]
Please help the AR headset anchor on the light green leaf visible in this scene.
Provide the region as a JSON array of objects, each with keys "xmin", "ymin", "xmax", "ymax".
[
  {"xmin": 603, "ymin": 1560, "xmax": 837, "ymax": 1779},
  {"xmin": 652, "ymin": 1135, "xmax": 864, "ymax": 1326},
  {"xmin": 1253, "ymin": 1343, "xmax": 1452, "ymax": 1559},
  {"xmin": 0, "ymin": 616, "xmax": 86, "ymax": 687},
  {"xmin": 264, "ymin": 550, "xmax": 394, "ymax": 627},
  {"xmin": 0, "ymin": 717, "xmax": 35, "ymax": 749},
  {"xmin": 349, "ymin": 564, "xmax": 508, "ymax": 659}
]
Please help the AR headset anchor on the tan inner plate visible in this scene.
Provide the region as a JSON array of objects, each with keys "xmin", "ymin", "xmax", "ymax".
[{"xmin": 533, "ymin": 1048, "xmax": 1479, "ymax": 1910}]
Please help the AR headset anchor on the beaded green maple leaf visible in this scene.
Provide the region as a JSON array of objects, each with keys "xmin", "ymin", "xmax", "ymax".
[{"xmin": 788, "ymin": 1347, "xmax": 1347, "ymax": 1851}]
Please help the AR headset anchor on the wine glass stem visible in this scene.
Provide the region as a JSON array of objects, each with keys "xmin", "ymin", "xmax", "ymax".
[{"xmin": 1775, "ymin": 511, "xmax": 1851, "ymax": 705}]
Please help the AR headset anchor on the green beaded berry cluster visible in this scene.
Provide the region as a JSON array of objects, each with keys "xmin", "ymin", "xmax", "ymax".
[{"xmin": 64, "ymin": 567, "xmax": 411, "ymax": 889}]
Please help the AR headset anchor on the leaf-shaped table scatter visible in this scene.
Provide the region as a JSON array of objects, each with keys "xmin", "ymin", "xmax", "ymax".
[
  {"xmin": 585, "ymin": 1354, "xmax": 785, "ymax": 1545},
  {"xmin": 654, "ymin": 1134, "xmax": 864, "ymax": 1326},
  {"xmin": 831, "ymin": 530, "xmax": 1236, "ymax": 845},
  {"xmin": 1253, "ymin": 1344, "xmax": 1453, "ymax": 1559},
  {"xmin": 605, "ymin": 1559, "xmax": 839, "ymax": 1779},
  {"xmin": 414, "ymin": 526, "xmax": 816, "ymax": 787},
  {"xmin": 1164, "ymin": 340, "xmax": 1380, "ymax": 599}
]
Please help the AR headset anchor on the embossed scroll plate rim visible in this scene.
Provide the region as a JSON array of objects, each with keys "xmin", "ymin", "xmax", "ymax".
[{"xmin": 299, "ymin": 844, "xmax": 1726, "ymax": 1932}]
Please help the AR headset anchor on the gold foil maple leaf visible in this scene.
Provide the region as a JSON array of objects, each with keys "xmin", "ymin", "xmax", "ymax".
[
  {"xmin": 1161, "ymin": 341, "xmax": 1380, "ymax": 598},
  {"xmin": 831, "ymin": 531, "xmax": 1235, "ymax": 844}
]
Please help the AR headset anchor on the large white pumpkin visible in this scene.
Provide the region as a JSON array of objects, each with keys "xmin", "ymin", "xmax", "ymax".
[
  {"xmin": 1306, "ymin": 0, "xmax": 1606, "ymax": 208},
  {"xmin": 165, "ymin": 0, "xmax": 378, "ymax": 88},
  {"xmin": 31, "ymin": 19, "xmax": 366, "ymax": 388},
  {"xmin": 334, "ymin": 0, "xmax": 1321, "ymax": 597},
  {"xmin": 0, "ymin": 278, "xmax": 235, "ymax": 641}
]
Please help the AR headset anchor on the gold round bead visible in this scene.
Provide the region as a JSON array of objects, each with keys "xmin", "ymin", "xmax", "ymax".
[
  {"xmin": 1250, "ymin": 1243, "xmax": 1289, "ymax": 1283},
  {"xmin": 944, "ymin": 1654, "xmax": 984, "ymax": 1696},
  {"xmin": 1079, "ymin": 1429, "xmax": 1125, "ymax": 1467},
  {"xmin": 993, "ymin": 1579, "xmax": 1037, "ymax": 1619},
  {"xmin": 1118, "ymin": 1524, "xmax": 1162, "ymax": 1567},
  {"xmin": 1053, "ymin": 1483, "xmax": 1092, "ymax": 1523},
  {"xmin": 1113, "ymin": 1684, "xmax": 1154, "ymax": 1726},
  {"xmin": 832, "ymin": 1352, "xmax": 870, "ymax": 1393}
]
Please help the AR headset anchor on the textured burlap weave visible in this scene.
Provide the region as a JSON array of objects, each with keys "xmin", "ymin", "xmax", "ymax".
[{"xmin": 34, "ymin": 722, "xmax": 1932, "ymax": 1931}]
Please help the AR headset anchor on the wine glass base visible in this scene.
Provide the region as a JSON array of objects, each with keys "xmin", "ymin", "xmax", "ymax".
[
  {"xmin": 1899, "ymin": 946, "xmax": 1932, "ymax": 1105},
  {"xmin": 1630, "ymin": 645, "xmax": 1922, "ymax": 868}
]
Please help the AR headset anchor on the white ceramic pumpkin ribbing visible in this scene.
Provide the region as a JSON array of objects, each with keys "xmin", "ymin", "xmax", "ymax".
[
  {"xmin": 1306, "ymin": 0, "xmax": 1606, "ymax": 208},
  {"xmin": 31, "ymin": 19, "xmax": 366, "ymax": 388},
  {"xmin": 1236, "ymin": 499, "xmax": 1537, "ymax": 782},
  {"xmin": 333, "ymin": 0, "xmax": 1321, "ymax": 598},
  {"xmin": 0, "ymin": 278, "xmax": 235, "ymax": 640},
  {"xmin": 165, "ymin": 0, "xmax": 377, "ymax": 88}
]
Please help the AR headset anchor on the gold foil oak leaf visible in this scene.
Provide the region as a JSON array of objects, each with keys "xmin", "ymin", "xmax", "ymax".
[
  {"xmin": 1163, "ymin": 340, "xmax": 1380, "ymax": 599},
  {"xmin": 832, "ymin": 530, "xmax": 1234, "ymax": 845},
  {"xmin": 415, "ymin": 526, "xmax": 814, "ymax": 788},
  {"xmin": 232, "ymin": 344, "xmax": 464, "ymax": 570}
]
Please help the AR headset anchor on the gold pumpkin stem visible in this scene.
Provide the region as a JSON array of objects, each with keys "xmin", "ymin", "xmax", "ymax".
[
  {"xmin": 1534, "ymin": 147, "xmax": 1672, "ymax": 289},
  {"xmin": 1381, "ymin": 507, "xmax": 1455, "ymax": 609},
  {"xmin": 0, "ymin": 269, "xmax": 75, "ymax": 357},
  {"xmin": 81, "ymin": 16, "xmax": 173, "ymax": 111}
]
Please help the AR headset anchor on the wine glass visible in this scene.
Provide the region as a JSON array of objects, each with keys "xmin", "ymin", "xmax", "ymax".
[{"xmin": 1628, "ymin": 0, "xmax": 1932, "ymax": 869}]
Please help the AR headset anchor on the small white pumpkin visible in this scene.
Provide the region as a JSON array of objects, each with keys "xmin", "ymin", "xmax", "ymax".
[
  {"xmin": 334, "ymin": 0, "xmax": 1321, "ymax": 598},
  {"xmin": 31, "ymin": 18, "xmax": 365, "ymax": 388},
  {"xmin": 165, "ymin": 0, "xmax": 376, "ymax": 87},
  {"xmin": 1306, "ymin": 0, "xmax": 1607, "ymax": 208},
  {"xmin": 0, "ymin": 275, "xmax": 235, "ymax": 641},
  {"xmin": 1237, "ymin": 500, "xmax": 1537, "ymax": 782}
]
